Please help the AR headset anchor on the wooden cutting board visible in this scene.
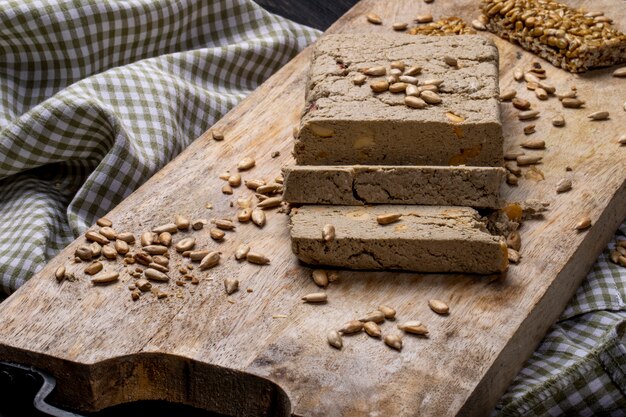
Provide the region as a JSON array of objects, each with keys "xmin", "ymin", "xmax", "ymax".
[{"xmin": 0, "ymin": 0, "xmax": 624, "ymax": 415}]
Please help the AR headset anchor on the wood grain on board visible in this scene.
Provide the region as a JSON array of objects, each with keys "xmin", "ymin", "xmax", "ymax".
[{"xmin": 0, "ymin": 1, "xmax": 624, "ymax": 416}]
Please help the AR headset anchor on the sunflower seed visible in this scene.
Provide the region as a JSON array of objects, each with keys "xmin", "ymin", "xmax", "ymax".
[
  {"xmin": 405, "ymin": 96, "xmax": 427, "ymax": 109},
  {"xmin": 613, "ymin": 67, "xmax": 626, "ymax": 78},
  {"xmin": 523, "ymin": 125, "xmax": 536, "ymax": 135},
  {"xmin": 378, "ymin": 305, "xmax": 396, "ymax": 319},
  {"xmin": 192, "ymin": 219, "xmax": 207, "ymax": 230},
  {"xmin": 499, "ymin": 89, "xmax": 516, "ymax": 101},
  {"xmin": 535, "ymin": 88, "xmax": 548, "ymax": 100},
  {"xmin": 552, "ymin": 114, "xmax": 565, "ymax": 127},
  {"xmin": 508, "ymin": 248, "xmax": 521, "ymax": 264},
  {"xmin": 247, "ymin": 252, "xmax": 270, "ymax": 265},
  {"xmin": 140, "ymin": 232, "xmax": 154, "ymax": 246},
  {"xmin": 222, "ymin": 184, "xmax": 233, "ymax": 195},
  {"xmin": 143, "ymin": 245, "xmax": 168, "ymax": 255},
  {"xmin": 359, "ymin": 310, "xmax": 385, "ymax": 324},
  {"xmin": 420, "ymin": 90, "xmax": 442, "ymax": 104},
  {"xmin": 512, "ymin": 98, "xmax": 531, "ymax": 110},
  {"xmin": 398, "ymin": 321, "xmax": 429, "ymax": 335},
  {"xmin": 366, "ymin": 13, "xmax": 382, "ymax": 25},
  {"xmin": 148, "ymin": 262, "xmax": 168, "ymax": 273},
  {"xmin": 384, "ymin": 334, "xmax": 403, "ymax": 350},
  {"xmin": 506, "ymin": 174, "xmax": 518, "ymax": 186},
  {"xmin": 322, "ymin": 224, "xmax": 335, "ymax": 242},
  {"xmin": 370, "ymin": 80, "xmax": 389, "ymax": 93},
  {"xmin": 235, "ymin": 244, "xmax": 250, "ymax": 260},
  {"xmin": 228, "ymin": 174, "xmax": 242, "ymax": 187},
  {"xmin": 428, "ymin": 299, "xmax": 450, "ymax": 315},
  {"xmin": 538, "ymin": 82, "xmax": 555, "ymax": 94},
  {"xmin": 352, "ymin": 74, "xmax": 367, "ymax": 85},
  {"xmin": 245, "ymin": 179, "xmax": 266, "ymax": 190},
  {"xmin": 219, "ymin": 172, "xmax": 231, "ymax": 180},
  {"xmin": 134, "ymin": 252, "xmax": 152, "ymax": 266},
  {"xmin": 114, "ymin": 239, "xmax": 129, "ymax": 255},
  {"xmin": 199, "ymin": 252, "xmax": 220, "ymax": 270},
  {"xmin": 85, "ymin": 231, "xmax": 109, "ymax": 245},
  {"xmin": 471, "ymin": 19, "xmax": 486, "ymax": 31},
  {"xmin": 90, "ymin": 242, "xmax": 102, "ymax": 258},
  {"xmin": 224, "ymin": 278, "xmax": 239, "ymax": 295},
  {"xmin": 210, "ymin": 228, "xmax": 225, "ymax": 241},
  {"xmin": 575, "ymin": 216, "xmax": 592, "ymax": 231},
  {"xmin": 588, "ymin": 111, "xmax": 609, "ymax": 121},
  {"xmin": 377, "ymin": 213, "xmax": 402, "ymax": 225},
  {"xmin": 327, "ymin": 330, "xmax": 343, "ymax": 349},
  {"xmin": 392, "ymin": 22, "xmax": 408, "ymax": 31},
  {"xmin": 174, "ymin": 214, "xmax": 190, "ymax": 230},
  {"xmin": 55, "ymin": 265, "xmax": 66, "ymax": 282},
  {"xmin": 618, "ymin": 134, "xmax": 626, "ymax": 145},
  {"xmin": 211, "ymin": 129, "xmax": 224, "ymax": 141},
  {"xmin": 257, "ymin": 196, "xmax": 282, "ymax": 209},
  {"xmin": 388, "ymin": 82, "xmax": 407, "ymax": 93},
  {"xmin": 415, "ymin": 14, "xmax": 433, "ymax": 23},
  {"xmin": 102, "ymin": 245, "xmax": 117, "ymax": 259},
  {"xmin": 421, "ymin": 78, "xmax": 443, "ymax": 87},
  {"xmin": 175, "ymin": 238, "xmax": 195, "ymax": 253},
  {"xmin": 364, "ymin": 66, "xmax": 386, "ymax": 76},
  {"xmin": 136, "ymin": 278, "xmax": 152, "ymax": 292},
  {"xmin": 153, "ymin": 223, "xmax": 178, "ymax": 234},
  {"xmin": 96, "ymin": 217, "xmax": 112, "ymax": 227},
  {"xmin": 518, "ymin": 110, "xmax": 540, "ymax": 120},
  {"xmin": 520, "ymin": 139, "xmax": 545, "ymax": 149},
  {"xmin": 237, "ymin": 157, "xmax": 256, "ymax": 171},
  {"xmin": 398, "ymin": 75, "xmax": 418, "ymax": 85},
  {"xmin": 302, "ymin": 292, "xmax": 327, "ymax": 303},
  {"xmin": 145, "ymin": 268, "xmax": 169, "ymax": 282},
  {"xmin": 256, "ymin": 183, "xmax": 283, "ymax": 195},
  {"xmin": 98, "ymin": 227, "xmax": 117, "ymax": 240},
  {"xmin": 364, "ymin": 321, "xmax": 382, "ymax": 338},
  {"xmin": 312, "ymin": 269, "xmax": 329, "ymax": 288},
  {"xmin": 188, "ymin": 250, "xmax": 209, "ymax": 261},
  {"xmin": 158, "ymin": 232, "xmax": 172, "ymax": 247},
  {"xmin": 75, "ymin": 245, "xmax": 93, "ymax": 261},
  {"xmin": 513, "ymin": 69, "xmax": 523, "ymax": 81},
  {"xmin": 506, "ymin": 231, "xmax": 522, "ymax": 251},
  {"xmin": 251, "ymin": 209, "xmax": 266, "ymax": 227},
  {"xmin": 237, "ymin": 208, "xmax": 252, "ymax": 222},
  {"xmin": 404, "ymin": 66, "xmax": 421, "ymax": 76},
  {"xmin": 92, "ymin": 271, "xmax": 119, "ymax": 285},
  {"xmin": 556, "ymin": 178, "xmax": 572, "ymax": 193},
  {"xmin": 339, "ymin": 320, "xmax": 363, "ymax": 334},
  {"xmin": 562, "ymin": 98, "xmax": 585, "ymax": 108},
  {"xmin": 405, "ymin": 84, "xmax": 420, "ymax": 97}
]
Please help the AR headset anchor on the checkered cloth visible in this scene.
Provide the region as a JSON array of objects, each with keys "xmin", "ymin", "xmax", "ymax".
[{"xmin": 0, "ymin": 1, "xmax": 624, "ymax": 414}]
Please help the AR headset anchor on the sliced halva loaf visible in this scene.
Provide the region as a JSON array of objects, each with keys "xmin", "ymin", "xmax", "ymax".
[{"xmin": 290, "ymin": 205, "xmax": 508, "ymax": 274}]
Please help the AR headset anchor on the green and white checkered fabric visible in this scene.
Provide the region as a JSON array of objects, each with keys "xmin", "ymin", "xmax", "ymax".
[
  {"xmin": 1, "ymin": 1, "xmax": 625, "ymax": 414},
  {"xmin": 0, "ymin": 0, "xmax": 318, "ymax": 292}
]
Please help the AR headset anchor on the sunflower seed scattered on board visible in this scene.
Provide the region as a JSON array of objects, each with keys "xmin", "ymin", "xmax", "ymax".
[
  {"xmin": 339, "ymin": 320, "xmax": 363, "ymax": 334},
  {"xmin": 245, "ymin": 179, "xmax": 266, "ymax": 190},
  {"xmin": 556, "ymin": 178, "xmax": 572, "ymax": 193},
  {"xmin": 311, "ymin": 269, "xmax": 329, "ymax": 288},
  {"xmin": 613, "ymin": 67, "xmax": 626, "ymax": 78},
  {"xmin": 90, "ymin": 242, "xmax": 102, "ymax": 258},
  {"xmin": 404, "ymin": 66, "xmax": 421, "ymax": 76},
  {"xmin": 136, "ymin": 278, "xmax": 152, "ymax": 292},
  {"xmin": 392, "ymin": 22, "xmax": 408, "ymax": 31},
  {"xmin": 443, "ymin": 55, "xmax": 457, "ymax": 67},
  {"xmin": 213, "ymin": 219, "xmax": 235, "ymax": 230},
  {"xmin": 552, "ymin": 114, "xmax": 565, "ymax": 127},
  {"xmin": 471, "ymin": 19, "xmax": 486, "ymax": 30},
  {"xmin": 506, "ymin": 231, "xmax": 522, "ymax": 251},
  {"xmin": 508, "ymin": 248, "xmax": 521, "ymax": 264},
  {"xmin": 359, "ymin": 310, "xmax": 385, "ymax": 324},
  {"xmin": 145, "ymin": 268, "xmax": 169, "ymax": 282},
  {"xmin": 250, "ymin": 208, "xmax": 266, "ymax": 227},
  {"xmin": 415, "ymin": 13, "xmax": 433, "ymax": 23},
  {"xmin": 85, "ymin": 261, "xmax": 104, "ymax": 275},
  {"xmin": 134, "ymin": 252, "xmax": 153, "ymax": 266},
  {"xmin": 420, "ymin": 90, "xmax": 442, "ymax": 104},
  {"xmin": 377, "ymin": 213, "xmax": 402, "ymax": 225},
  {"xmin": 211, "ymin": 129, "xmax": 224, "ymax": 141},
  {"xmin": 175, "ymin": 214, "xmax": 190, "ymax": 230},
  {"xmin": 575, "ymin": 216, "xmax": 592, "ymax": 231},
  {"xmin": 518, "ymin": 110, "xmax": 540, "ymax": 121},
  {"xmin": 237, "ymin": 208, "xmax": 252, "ymax": 223},
  {"xmin": 405, "ymin": 84, "xmax": 420, "ymax": 97},
  {"xmin": 512, "ymin": 98, "xmax": 530, "ymax": 110},
  {"xmin": 96, "ymin": 217, "xmax": 112, "ymax": 227},
  {"xmin": 366, "ymin": 13, "xmax": 382, "ymax": 25},
  {"xmin": 247, "ymin": 252, "xmax": 270, "ymax": 265},
  {"xmin": 257, "ymin": 197, "xmax": 282, "ymax": 209},
  {"xmin": 513, "ymin": 69, "xmax": 523, "ymax": 81},
  {"xmin": 364, "ymin": 66, "xmax": 386, "ymax": 76},
  {"xmin": 378, "ymin": 305, "xmax": 396, "ymax": 319},
  {"xmin": 235, "ymin": 244, "xmax": 250, "ymax": 260},
  {"xmin": 75, "ymin": 245, "xmax": 93, "ymax": 261},
  {"xmin": 370, "ymin": 80, "xmax": 389, "ymax": 93},
  {"xmin": 364, "ymin": 321, "xmax": 382, "ymax": 338},
  {"xmin": 504, "ymin": 150, "xmax": 525, "ymax": 160},
  {"xmin": 199, "ymin": 252, "xmax": 220, "ymax": 270},
  {"xmin": 188, "ymin": 219, "xmax": 205, "ymax": 231},
  {"xmin": 210, "ymin": 228, "xmax": 225, "ymax": 241},
  {"xmin": 222, "ymin": 184, "xmax": 233, "ymax": 195},
  {"xmin": 405, "ymin": 96, "xmax": 427, "ymax": 109},
  {"xmin": 588, "ymin": 111, "xmax": 609, "ymax": 121},
  {"xmin": 148, "ymin": 262, "xmax": 168, "ymax": 273},
  {"xmin": 506, "ymin": 174, "xmax": 518, "ymax": 186},
  {"xmin": 92, "ymin": 271, "xmax": 119, "ymax": 285},
  {"xmin": 352, "ymin": 74, "xmax": 367, "ymax": 85},
  {"xmin": 562, "ymin": 98, "xmax": 585, "ymax": 108},
  {"xmin": 143, "ymin": 245, "xmax": 168, "ymax": 255},
  {"xmin": 557, "ymin": 91, "xmax": 577, "ymax": 100},
  {"xmin": 535, "ymin": 88, "xmax": 548, "ymax": 100},
  {"xmin": 152, "ymin": 223, "xmax": 178, "ymax": 234},
  {"xmin": 520, "ymin": 139, "xmax": 545, "ymax": 149},
  {"xmin": 618, "ymin": 134, "xmax": 626, "ymax": 145},
  {"xmin": 174, "ymin": 238, "xmax": 195, "ymax": 253},
  {"xmin": 327, "ymin": 330, "xmax": 343, "ymax": 349},
  {"xmin": 85, "ymin": 231, "xmax": 109, "ymax": 245},
  {"xmin": 499, "ymin": 89, "xmax": 516, "ymax": 101},
  {"xmin": 428, "ymin": 299, "xmax": 450, "ymax": 315},
  {"xmin": 224, "ymin": 278, "xmax": 239, "ymax": 295},
  {"xmin": 114, "ymin": 239, "xmax": 129, "ymax": 255},
  {"xmin": 523, "ymin": 125, "xmax": 536, "ymax": 135},
  {"xmin": 384, "ymin": 334, "xmax": 403, "ymax": 350},
  {"xmin": 302, "ymin": 292, "xmax": 327, "ymax": 303},
  {"xmin": 102, "ymin": 245, "xmax": 117, "ymax": 259},
  {"xmin": 228, "ymin": 174, "xmax": 242, "ymax": 187},
  {"xmin": 158, "ymin": 232, "xmax": 172, "ymax": 247},
  {"xmin": 98, "ymin": 227, "xmax": 116, "ymax": 240},
  {"xmin": 188, "ymin": 250, "xmax": 209, "ymax": 261},
  {"xmin": 140, "ymin": 232, "xmax": 153, "ymax": 247},
  {"xmin": 237, "ymin": 157, "xmax": 256, "ymax": 171},
  {"xmin": 398, "ymin": 321, "xmax": 429, "ymax": 335},
  {"xmin": 516, "ymin": 155, "xmax": 542, "ymax": 166},
  {"xmin": 55, "ymin": 265, "xmax": 66, "ymax": 282}
]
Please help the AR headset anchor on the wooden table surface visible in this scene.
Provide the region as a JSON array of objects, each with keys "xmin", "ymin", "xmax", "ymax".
[{"xmin": 0, "ymin": 0, "xmax": 625, "ymax": 416}]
